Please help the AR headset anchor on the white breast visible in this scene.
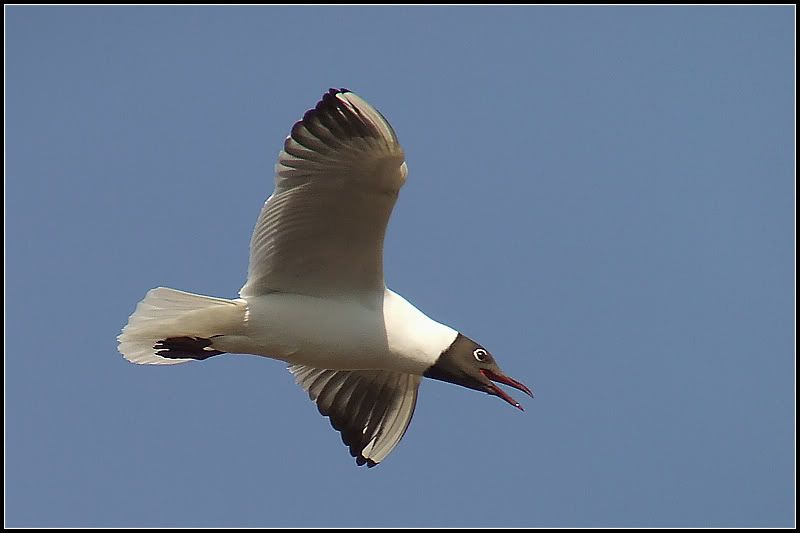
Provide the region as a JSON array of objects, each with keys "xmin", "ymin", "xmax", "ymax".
[
  {"xmin": 220, "ymin": 289, "xmax": 457, "ymax": 375},
  {"xmin": 382, "ymin": 290, "xmax": 458, "ymax": 372}
]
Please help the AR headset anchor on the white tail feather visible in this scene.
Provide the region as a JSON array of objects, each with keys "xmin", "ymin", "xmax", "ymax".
[{"xmin": 118, "ymin": 287, "xmax": 246, "ymax": 365}]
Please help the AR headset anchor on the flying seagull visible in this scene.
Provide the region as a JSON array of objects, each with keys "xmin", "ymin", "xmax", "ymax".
[{"xmin": 118, "ymin": 88, "xmax": 533, "ymax": 467}]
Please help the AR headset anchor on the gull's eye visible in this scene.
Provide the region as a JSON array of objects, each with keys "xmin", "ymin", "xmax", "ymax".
[{"xmin": 473, "ymin": 348, "xmax": 488, "ymax": 362}]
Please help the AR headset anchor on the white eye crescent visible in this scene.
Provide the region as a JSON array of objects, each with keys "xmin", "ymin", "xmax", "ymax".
[{"xmin": 473, "ymin": 348, "xmax": 488, "ymax": 362}]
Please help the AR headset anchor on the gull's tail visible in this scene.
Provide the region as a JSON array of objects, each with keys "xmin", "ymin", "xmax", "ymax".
[{"xmin": 117, "ymin": 287, "xmax": 246, "ymax": 365}]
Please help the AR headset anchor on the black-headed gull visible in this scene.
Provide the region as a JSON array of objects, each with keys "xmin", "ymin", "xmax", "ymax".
[{"xmin": 118, "ymin": 88, "xmax": 532, "ymax": 467}]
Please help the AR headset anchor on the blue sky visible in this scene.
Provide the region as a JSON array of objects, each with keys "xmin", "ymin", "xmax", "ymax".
[{"xmin": 6, "ymin": 6, "xmax": 794, "ymax": 527}]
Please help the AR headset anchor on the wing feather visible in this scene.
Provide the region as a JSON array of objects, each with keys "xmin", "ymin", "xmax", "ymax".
[
  {"xmin": 240, "ymin": 89, "xmax": 407, "ymax": 307},
  {"xmin": 289, "ymin": 364, "xmax": 421, "ymax": 467}
]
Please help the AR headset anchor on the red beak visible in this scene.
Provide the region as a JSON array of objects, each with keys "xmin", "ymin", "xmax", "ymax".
[{"xmin": 480, "ymin": 369, "xmax": 534, "ymax": 411}]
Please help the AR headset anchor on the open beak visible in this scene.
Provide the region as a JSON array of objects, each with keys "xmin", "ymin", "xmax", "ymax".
[{"xmin": 480, "ymin": 369, "xmax": 534, "ymax": 411}]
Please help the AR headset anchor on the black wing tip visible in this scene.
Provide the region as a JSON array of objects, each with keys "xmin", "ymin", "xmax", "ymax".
[
  {"xmin": 322, "ymin": 412, "xmax": 379, "ymax": 468},
  {"xmin": 319, "ymin": 87, "xmax": 352, "ymax": 107},
  {"xmin": 300, "ymin": 88, "xmax": 351, "ymax": 124},
  {"xmin": 355, "ymin": 455, "xmax": 379, "ymax": 468},
  {"xmin": 318, "ymin": 88, "xmax": 351, "ymax": 108},
  {"xmin": 291, "ymin": 87, "xmax": 376, "ymax": 144}
]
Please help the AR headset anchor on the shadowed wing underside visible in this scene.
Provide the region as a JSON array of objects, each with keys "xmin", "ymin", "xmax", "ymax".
[
  {"xmin": 289, "ymin": 365, "xmax": 421, "ymax": 467},
  {"xmin": 240, "ymin": 89, "xmax": 407, "ymax": 306}
]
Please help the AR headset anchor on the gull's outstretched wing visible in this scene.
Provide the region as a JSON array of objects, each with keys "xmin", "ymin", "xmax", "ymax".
[
  {"xmin": 289, "ymin": 365, "xmax": 421, "ymax": 467},
  {"xmin": 240, "ymin": 89, "xmax": 407, "ymax": 307}
]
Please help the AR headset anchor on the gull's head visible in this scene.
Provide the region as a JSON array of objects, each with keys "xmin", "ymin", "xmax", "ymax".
[{"xmin": 424, "ymin": 333, "xmax": 533, "ymax": 410}]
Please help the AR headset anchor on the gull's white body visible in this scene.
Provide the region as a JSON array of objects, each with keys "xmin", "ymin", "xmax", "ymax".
[{"xmin": 220, "ymin": 290, "xmax": 456, "ymax": 374}]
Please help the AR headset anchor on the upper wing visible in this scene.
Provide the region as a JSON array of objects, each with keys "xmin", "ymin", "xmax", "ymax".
[
  {"xmin": 289, "ymin": 364, "xmax": 421, "ymax": 467},
  {"xmin": 240, "ymin": 89, "xmax": 407, "ymax": 307}
]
